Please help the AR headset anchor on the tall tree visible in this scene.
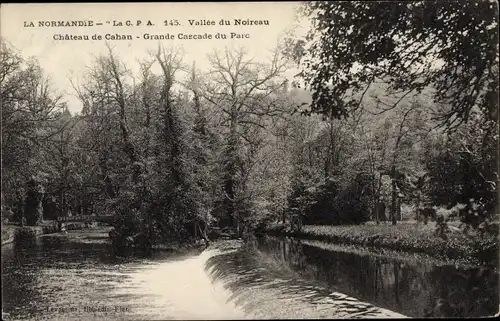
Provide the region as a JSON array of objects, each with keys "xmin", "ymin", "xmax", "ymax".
[
  {"xmin": 286, "ymin": 1, "xmax": 499, "ymax": 129},
  {"xmin": 202, "ymin": 47, "xmax": 288, "ymax": 236},
  {"xmin": 1, "ymin": 39, "xmax": 63, "ymax": 223}
]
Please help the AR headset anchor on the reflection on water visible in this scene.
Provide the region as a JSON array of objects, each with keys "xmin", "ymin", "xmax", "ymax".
[
  {"xmin": 1, "ymin": 229, "xmax": 246, "ymax": 320},
  {"xmin": 205, "ymin": 241, "xmax": 406, "ymax": 318},
  {"xmin": 241, "ymin": 236, "xmax": 499, "ymax": 318},
  {"xmin": 3, "ymin": 229, "xmax": 496, "ymax": 320}
]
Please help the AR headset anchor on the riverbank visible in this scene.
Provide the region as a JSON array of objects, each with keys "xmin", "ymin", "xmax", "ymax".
[
  {"xmin": 1, "ymin": 222, "xmax": 59, "ymax": 246},
  {"xmin": 263, "ymin": 223, "xmax": 499, "ymax": 266}
]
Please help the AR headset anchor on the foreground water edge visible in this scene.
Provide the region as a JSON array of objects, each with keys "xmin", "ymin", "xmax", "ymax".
[{"xmin": 2, "ymin": 228, "xmax": 498, "ymax": 319}]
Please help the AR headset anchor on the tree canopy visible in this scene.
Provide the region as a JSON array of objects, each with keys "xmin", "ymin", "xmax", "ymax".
[{"xmin": 286, "ymin": 1, "xmax": 499, "ymax": 129}]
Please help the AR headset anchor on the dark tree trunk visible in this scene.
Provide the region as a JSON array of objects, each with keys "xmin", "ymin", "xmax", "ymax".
[
  {"xmin": 25, "ymin": 179, "xmax": 43, "ymax": 226},
  {"xmin": 224, "ymin": 113, "xmax": 238, "ymax": 233},
  {"xmin": 374, "ymin": 173, "xmax": 385, "ymax": 225},
  {"xmin": 397, "ymin": 196, "xmax": 402, "ymax": 221},
  {"xmin": 390, "ymin": 165, "xmax": 397, "ymax": 225},
  {"xmin": 416, "ymin": 192, "xmax": 421, "ymax": 222}
]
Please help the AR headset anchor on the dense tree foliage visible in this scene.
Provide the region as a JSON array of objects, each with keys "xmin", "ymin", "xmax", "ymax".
[
  {"xmin": 285, "ymin": 1, "xmax": 498, "ymax": 129},
  {"xmin": 1, "ymin": 41, "xmax": 65, "ymax": 225},
  {"xmin": 1, "ymin": 40, "xmax": 304, "ymax": 246},
  {"xmin": 1, "ymin": 0, "xmax": 498, "ymax": 252},
  {"xmin": 283, "ymin": 0, "xmax": 498, "ymax": 229}
]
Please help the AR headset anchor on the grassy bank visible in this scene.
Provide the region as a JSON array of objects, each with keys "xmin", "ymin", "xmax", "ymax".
[{"xmin": 263, "ymin": 223, "xmax": 498, "ymax": 266}]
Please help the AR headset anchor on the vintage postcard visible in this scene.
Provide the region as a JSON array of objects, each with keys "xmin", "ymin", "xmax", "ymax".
[{"xmin": 1, "ymin": 1, "xmax": 499, "ymax": 320}]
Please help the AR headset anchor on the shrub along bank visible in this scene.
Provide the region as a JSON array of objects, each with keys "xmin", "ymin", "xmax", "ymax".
[
  {"xmin": 263, "ymin": 223, "xmax": 498, "ymax": 266},
  {"xmin": 2, "ymin": 222, "xmax": 60, "ymax": 245}
]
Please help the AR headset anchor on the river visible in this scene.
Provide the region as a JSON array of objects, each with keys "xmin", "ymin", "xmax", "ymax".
[{"xmin": 1, "ymin": 228, "xmax": 498, "ymax": 319}]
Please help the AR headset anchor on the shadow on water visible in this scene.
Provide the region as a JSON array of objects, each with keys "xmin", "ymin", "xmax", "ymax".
[
  {"xmin": 219, "ymin": 235, "xmax": 498, "ymax": 318},
  {"xmin": 205, "ymin": 240, "xmax": 406, "ymax": 319}
]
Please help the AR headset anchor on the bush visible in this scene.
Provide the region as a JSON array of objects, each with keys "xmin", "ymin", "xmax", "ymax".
[
  {"xmin": 42, "ymin": 222, "xmax": 59, "ymax": 234},
  {"xmin": 291, "ymin": 173, "xmax": 374, "ymax": 226},
  {"xmin": 435, "ymin": 215, "xmax": 450, "ymax": 240},
  {"xmin": 14, "ymin": 228, "xmax": 38, "ymax": 243}
]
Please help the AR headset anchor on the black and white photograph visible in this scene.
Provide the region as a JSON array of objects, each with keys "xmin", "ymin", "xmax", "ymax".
[{"xmin": 1, "ymin": 1, "xmax": 499, "ymax": 319}]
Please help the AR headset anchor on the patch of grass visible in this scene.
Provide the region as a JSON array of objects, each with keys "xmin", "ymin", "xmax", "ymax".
[{"xmin": 264, "ymin": 223, "xmax": 498, "ymax": 266}]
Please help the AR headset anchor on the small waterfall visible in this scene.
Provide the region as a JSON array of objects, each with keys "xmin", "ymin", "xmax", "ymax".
[{"xmin": 110, "ymin": 244, "xmax": 250, "ymax": 320}]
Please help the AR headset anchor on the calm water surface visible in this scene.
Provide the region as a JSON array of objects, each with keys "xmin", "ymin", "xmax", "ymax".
[
  {"xmin": 248, "ymin": 236, "xmax": 499, "ymax": 318},
  {"xmin": 1, "ymin": 229, "xmax": 498, "ymax": 319}
]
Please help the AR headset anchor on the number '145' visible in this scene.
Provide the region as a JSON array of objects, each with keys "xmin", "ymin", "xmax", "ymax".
[{"xmin": 164, "ymin": 20, "xmax": 180, "ymax": 26}]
